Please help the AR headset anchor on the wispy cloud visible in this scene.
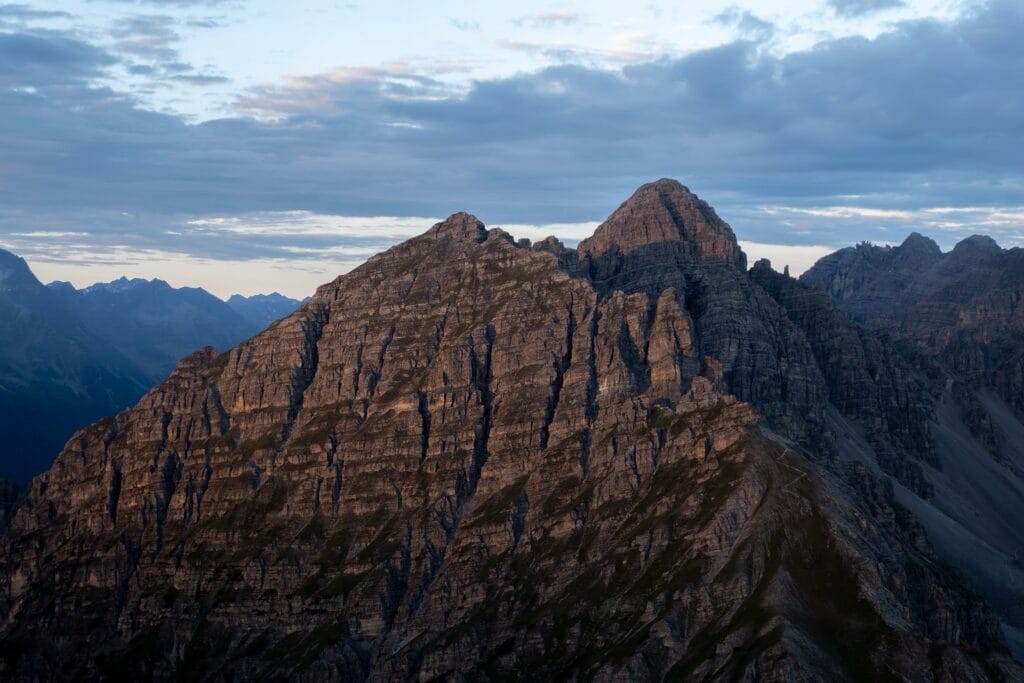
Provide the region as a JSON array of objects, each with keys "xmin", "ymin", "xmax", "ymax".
[
  {"xmin": 827, "ymin": 0, "xmax": 905, "ymax": 18},
  {"xmin": 713, "ymin": 7, "xmax": 774, "ymax": 42},
  {"xmin": 107, "ymin": 12, "xmax": 228, "ymax": 87},
  {"xmin": 94, "ymin": 0, "xmax": 241, "ymax": 6},
  {"xmin": 449, "ymin": 18, "xmax": 479, "ymax": 32},
  {"xmin": 494, "ymin": 31, "xmax": 675, "ymax": 64},
  {"xmin": 513, "ymin": 10, "xmax": 581, "ymax": 28},
  {"xmin": 0, "ymin": 4, "xmax": 73, "ymax": 23}
]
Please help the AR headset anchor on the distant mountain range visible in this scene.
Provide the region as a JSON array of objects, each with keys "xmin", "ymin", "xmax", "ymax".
[
  {"xmin": 3, "ymin": 182, "xmax": 1021, "ymax": 679},
  {"xmin": 227, "ymin": 292, "xmax": 311, "ymax": 329},
  {"xmin": 0, "ymin": 250, "xmax": 306, "ymax": 482},
  {"xmin": 47, "ymin": 277, "xmax": 257, "ymax": 382}
]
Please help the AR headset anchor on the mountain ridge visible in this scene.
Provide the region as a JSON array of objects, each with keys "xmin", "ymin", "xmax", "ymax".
[
  {"xmin": 800, "ymin": 231, "xmax": 1024, "ymax": 655},
  {"xmin": 0, "ymin": 252, "xmax": 298, "ymax": 481},
  {"xmin": 0, "ymin": 184, "xmax": 1020, "ymax": 679},
  {"xmin": 227, "ymin": 291, "xmax": 308, "ymax": 329}
]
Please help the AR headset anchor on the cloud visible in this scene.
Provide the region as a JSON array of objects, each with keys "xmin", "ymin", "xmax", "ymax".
[
  {"xmin": 168, "ymin": 72, "xmax": 229, "ymax": 85},
  {"xmin": 1, "ymin": 0, "xmax": 1024, "ymax": 271},
  {"xmin": 107, "ymin": 13, "xmax": 228, "ymax": 87},
  {"xmin": 0, "ymin": 30, "xmax": 117, "ymax": 85},
  {"xmin": 494, "ymin": 32, "xmax": 674, "ymax": 64},
  {"xmin": 513, "ymin": 10, "xmax": 581, "ymax": 28},
  {"xmin": 110, "ymin": 14, "xmax": 180, "ymax": 60},
  {"xmin": 713, "ymin": 7, "xmax": 774, "ymax": 41},
  {"xmin": 93, "ymin": 1, "xmax": 240, "ymax": 6},
  {"xmin": 827, "ymin": 0, "xmax": 905, "ymax": 17},
  {"xmin": 0, "ymin": 4, "xmax": 73, "ymax": 22},
  {"xmin": 449, "ymin": 18, "xmax": 480, "ymax": 32}
]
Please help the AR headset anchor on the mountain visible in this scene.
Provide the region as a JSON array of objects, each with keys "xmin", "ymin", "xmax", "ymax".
[
  {"xmin": 800, "ymin": 233, "xmax": 1024, "ymax": 654},
  {"xmin": 49, "ymin": 277, "xmax": 260, "ymax": 383},
  {"xmin": 1, "ymin": 182, "xmax": 1020, "ymax": 680},
  {"xmin": 801, "ymin": 233, "xmax": 1024, "ymax": 420},
  {"xmin": 0, "ymin": 478, "xmax": 22, "ymax": 534},
  {"xmin": 0, "ymin": 250, "xmax": 151, "ymax": 482},
  {"xmin": 227, "ymin": 292, "xmax": 307, "ymax": 329},
  {"xmin": 0, "ymin": 255, "xmax": 265, "ymax": 482}
]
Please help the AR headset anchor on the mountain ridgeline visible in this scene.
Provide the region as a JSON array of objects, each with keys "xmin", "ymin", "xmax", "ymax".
[
  {"xmin": 0, "ymin": 253, "xmax": 150, "ymax": 483},
  {"xmin": 0, "ymin": 260, "xmax": 305, "ymax": 482},
  {"xmin": 47, "ymin": 277, "xmax": 259, "ymax": 383},
  {"xmin": 227, "ymin": 292, "xmax": 309, "ymax": 329},
  {"xmin": 1, "ymin": 181, "xmax": 1022, "ymax": 680}
]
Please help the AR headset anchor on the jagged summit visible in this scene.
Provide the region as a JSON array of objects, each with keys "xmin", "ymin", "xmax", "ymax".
[
  {"xmin": 899, "ymin": 232, "xmax": 942, "ymax": 258},
  {"xmin": 427, "ymin": 211, "xmax": 487, "ymax": 243},
  {"xmin": 952, "ymin": 233, "xmax": 1001, "ymax": 256},
  {"xmin": 83, "ymin": 276, "xmax": 172, "ymax": 294},
  {"xmin": 0, "ymin": 248, "xmax": 40, "ymax": 290},
  {"xmin": 578, "ymin": 178, "xmax": 745, "ymax": 268}
]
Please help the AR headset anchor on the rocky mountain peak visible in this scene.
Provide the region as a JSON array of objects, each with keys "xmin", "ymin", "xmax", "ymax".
[
  {"xmin": 531, "ymin": 235, "xmax": 568, "ymax": 254},
  {"xmin": 83, "ymin": 276, "xmax": 172, "ymax": 294},
  {"xmin": 0, "ymin": 248, "xmax": 41, "ymax": 291},
  {"xmin": 578, "ymin": 178, "xmax": 745, "ymax": 268},
  {"xmin": 899, "ymin": 232, "xmax": 942, "ymax": 259},
  {"xmin": 952, "ymin": 234, "xmax": 1001, "ymax": 257},
  {"xmin": 427, "ymin": 211, "xmax": 487, "ymax": 243}
]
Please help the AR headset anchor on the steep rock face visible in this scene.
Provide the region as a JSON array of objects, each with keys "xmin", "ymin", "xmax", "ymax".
[
  {"xmin": 801, "ymin": 233, "xmax": 1024, "ymax": 419},
  {"xmin": 749, "ymin": 261, "xmax": 937, "ymax": 496},
  {"xmin": 579, "ymin": 182, "xmax": 836, "ymax": 469},
  {"xmin": 0, "ymin": 478, "xmax": 20, "ymax": 534},
  {"xmin": 0, "ymin": 192, "xmax": 1018, "ymax": 679},
  {"xmin": 802, "ymin": 233, "xmax": 1024, "ymax": 656}
]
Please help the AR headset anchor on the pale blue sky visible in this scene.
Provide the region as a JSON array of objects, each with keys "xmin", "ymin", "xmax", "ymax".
[{"xmin": 1, "ymin": 0, "xmax": 1020, "ymax": 297}]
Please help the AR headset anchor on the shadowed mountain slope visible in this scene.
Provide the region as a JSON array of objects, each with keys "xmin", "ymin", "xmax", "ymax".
[
  {"xmin": 801, "ymin": 233, "xmax": 1024, "ymax": 657},
  {"xmin": 0, "ymin": 251, "xmax": 151, "ymax": 482},
  {"xmin": 0, "ymin": 259, "xmax": 264, "ymax": 482},
  {"xmin": 50, "ymin": 277, "xmax": 260, "ymax": 383}
]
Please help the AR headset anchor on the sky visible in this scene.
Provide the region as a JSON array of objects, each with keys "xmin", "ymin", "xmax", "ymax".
[{"xmin": 0, "ymin": 0, "xmax": 1021, "ymax": 297}]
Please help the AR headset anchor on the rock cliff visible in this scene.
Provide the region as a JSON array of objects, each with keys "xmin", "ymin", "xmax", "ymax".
[
  {"xmin": 1, "ymin": 182, "xmax": 1018, "ymax": 680},
  {"xmin": 802, "ymin": 231, "xmax": 1024, "ymax": 658},
  {"xmin": 801, "ymin": 232, "xmax": 1024, "ymax": 420}
]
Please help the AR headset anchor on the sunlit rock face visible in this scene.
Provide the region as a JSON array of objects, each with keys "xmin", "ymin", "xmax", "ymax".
[{"xmin": 1, "ymin": 183, "xmax": 1019, "ymax": 681}]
